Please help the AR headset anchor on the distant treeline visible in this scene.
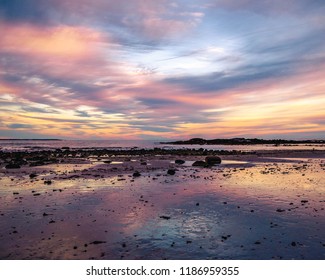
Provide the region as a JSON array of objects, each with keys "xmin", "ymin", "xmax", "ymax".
[{"xmin": 162, "ymin": 138, "xmax": 325, "ymax": 145}]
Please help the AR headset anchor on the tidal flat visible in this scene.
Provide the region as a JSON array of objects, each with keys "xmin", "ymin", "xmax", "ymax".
[{"xmin": 0, "ymin": 149, "xmax": 324, "ymax": 259}]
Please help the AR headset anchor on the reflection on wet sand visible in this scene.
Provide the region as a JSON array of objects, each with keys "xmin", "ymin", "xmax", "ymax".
[{"xmin": 0, "ymin": 156, "xmax": 324, "ymax": 259}]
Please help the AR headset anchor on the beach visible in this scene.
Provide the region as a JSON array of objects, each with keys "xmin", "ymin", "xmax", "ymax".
[{"xmin": 0, "ymin": 146, "xmax": 324, "ymax": 260}]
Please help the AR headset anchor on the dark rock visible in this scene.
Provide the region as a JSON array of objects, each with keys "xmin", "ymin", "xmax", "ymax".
[
  {"xmin": 29, "ymin": 161, "xmax": 46, "ymax": 167},
  {"xmin": 175, "ymin": 159, "xmax": 185, "ymax": 164},
  {"xmin": 44, "ymin": 180, "xmax": 52, "ymax": 185},
  {"xmin": 205, "ymin": 156, "xmax": 222, "ymax": 165},
  {"xmin": 133, "ymin": 171, "xmax": 141, "ymax": 177},
  {"xmin": 140, "ymin": 162, "xmax": 147, "ymax": 165},
  {"xmin": 291, "ymin": 242, "xmax": 297, "ymax": 246},
  {"xmin": 90, "ymin": 241, "xmax": 106, "ymax": 245},
  {"xmin": 167, "ymin": 169, "xmax": 176, "ymax": 175},
  {"xmin": 192, "ymin": 161, "xmax": 208, "ymax": 167},
  {"xmin": 29, "ymin": 173, "xmax": 37, "ymax": 179},
  {"xmin": 5, "ymin": 164, "xmax": 21, "ymax": 169},
  {"xmin": 103, "ymin": 160, "xmax": 111, "ymax": 164},
  {"xmin": 159, "ymin": 215, "xmax": 171, "ymax": 220},
  {"xmin": 301, "ymin": 200, "xmax": 308, "ymax": 203},
  {"xmin": 196, "ymin": 202, "xmax": 200, "ymax": 206},
  {"xmin": 276, "ymin": 208, "xmax": 285, "ymax": 212}
]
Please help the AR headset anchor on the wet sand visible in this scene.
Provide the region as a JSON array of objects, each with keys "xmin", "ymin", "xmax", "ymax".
[{"xmin": 0, "ymin": 149, "xmax": 324, "ymax": 259}]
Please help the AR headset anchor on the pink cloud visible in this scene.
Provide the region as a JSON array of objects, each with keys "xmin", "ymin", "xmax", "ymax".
[{"xmin": 0, "ymin": 23, "xmax": 105, "ymax": 59}]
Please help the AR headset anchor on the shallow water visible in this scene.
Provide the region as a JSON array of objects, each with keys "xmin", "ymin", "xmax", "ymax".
[
  {"xmin": 0, "ymin": 139, "xmax": 324, "ymax": 152},
  {"xmin": 0, "ymin": 158, "xmax": 324, "ymax": 259}
]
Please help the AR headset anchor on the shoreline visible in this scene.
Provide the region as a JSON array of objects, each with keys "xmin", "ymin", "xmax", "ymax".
[{"xmin": 0, "ymin": 148, "xmax": 324, "ymax": 260}]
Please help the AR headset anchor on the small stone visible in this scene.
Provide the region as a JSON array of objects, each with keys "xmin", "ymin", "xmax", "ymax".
[
  {"xmin": 159, "ymin": 215, "xmax": 171, "ymax": 220},
  {"xmin": 167, "ymin": 169, "xmax": 176, "ymax": 175},
  {"xmin": 29, "ymin": 174, "xmax": 37, "ymax": 179},
  {"xmin": 90, "ymin": 241, "xmax": 106, "ymax": 245}
]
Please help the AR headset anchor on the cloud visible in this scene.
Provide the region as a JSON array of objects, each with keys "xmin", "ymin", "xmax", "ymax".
[
  {"xmin": 0, "ymin": 0, "xmax": 324, "ymax": 139},
  {"xmin": 7, "ymin": 123, "xmax": 34, "ymax": 129},
  {"xmin": 0, "ymin": 0, "xmax": 203, "ymax": 44},
  {"xmin": 207, "ymin": 0, "xmax": 325, "ymax": 16},
  {"xmin": 0, "ymin": 23, "xmax": 105, "ymax": 58}
]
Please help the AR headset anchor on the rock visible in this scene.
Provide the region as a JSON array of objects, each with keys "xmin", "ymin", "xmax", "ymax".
[
  {"xmin": 5, "ymin": 164, "xmax": 21, "ymax": 169},
  {"xmin": 140, "ymin": 162, "xmax": 147, "ymax": 165},
  {"xmin": 29, "ymin": 173, "xmax": 37, "ymax": 179},
  {"xmin": 167, "ymin": 169, "xmax": 176, "ymax": 175},
  {"xmin": 159, "ymin": 215, "xmax": 171, "ymax": 220},
  {"xmin": 205, "ymin": 156, "xmax": 222, "ymax": 165},
  {"xmin": 175, "ymin": 159, "xmax": 185, "ymax": 164},
  {"xmin": 192, "ymin": 161, "xmax": 208, "ymax": 167},
  {"xmin": 133, "ymin": 171, "xmax": 141, "ymax": 177},
  {"xmin": 44, "ymin": 180, "xmax": 52, "ymax": 185},
  {"xmin": 103, "ymin": 160, "xmax": 111, "ymax": 164},
  {"xmin": 90, "ymin": 241, "xmax": 106, "ymax": 245},
  {"xmin": 291, "ymin": 242, "xmax": 297, "ymax": 246}
]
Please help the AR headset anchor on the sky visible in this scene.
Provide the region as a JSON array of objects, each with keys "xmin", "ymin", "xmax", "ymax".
[{"xmin": 0, "ymin": 0, "xmax": 324, "ymax": 140}]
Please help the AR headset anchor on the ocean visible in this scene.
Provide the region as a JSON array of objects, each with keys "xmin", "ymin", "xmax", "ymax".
[{"xmin": 0, "ymin": 139, "xmax": 324, "ymax": 152}]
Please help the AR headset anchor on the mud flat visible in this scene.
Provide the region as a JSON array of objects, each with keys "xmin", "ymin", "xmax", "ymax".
[{"xmin": 0, "ymin": 148, "xmax": 324, "ymax": 259}]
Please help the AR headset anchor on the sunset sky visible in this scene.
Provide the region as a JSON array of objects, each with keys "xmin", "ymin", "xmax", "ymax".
[{"xmin": 0, "ymin": 0, "xmax": 324, "ymax": 140}]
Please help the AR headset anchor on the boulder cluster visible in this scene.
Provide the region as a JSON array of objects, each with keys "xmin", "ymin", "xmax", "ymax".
[{"xmin": 192, "ymin": 156, "xmax": 222, "ymax": 167}]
